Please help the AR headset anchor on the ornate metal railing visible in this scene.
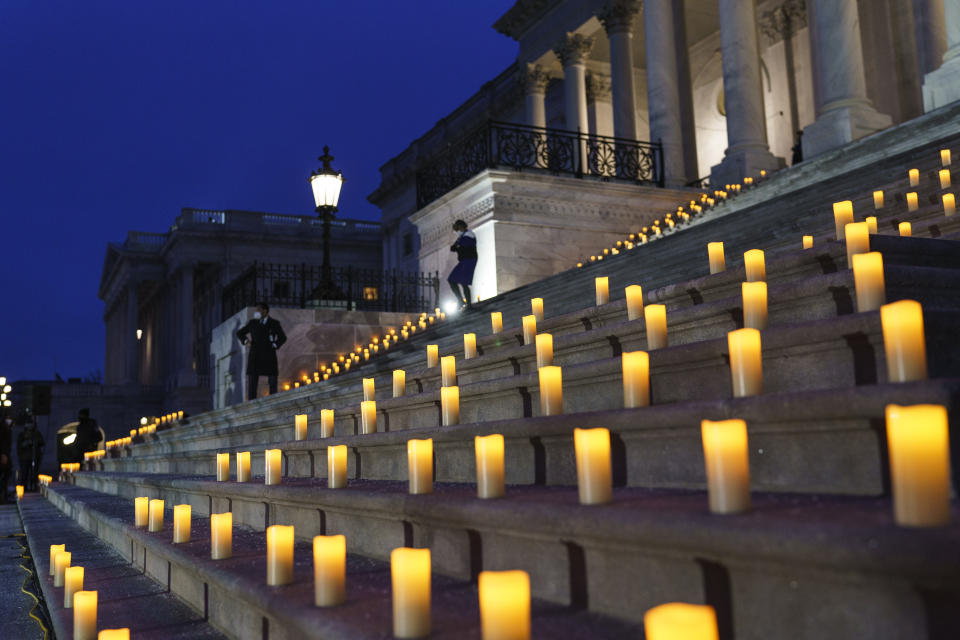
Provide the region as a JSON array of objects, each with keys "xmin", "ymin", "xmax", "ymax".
[
  {"xmin": 222, "ymin": 263, "xmax": 440, "ymax": 318},
  {"xmin": 416, "ymin": 120, "xmax": 663, "ymax": 208}
]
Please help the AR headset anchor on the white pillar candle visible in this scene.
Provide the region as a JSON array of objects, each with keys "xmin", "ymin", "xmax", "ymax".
[
  {"xmin": 98, "ymin": 629, "xmax": 130, "ymax": 640},
  {"xmin": 741, "ymin": 281, "xmax": 767, "ymax": 330},
  {"xmin": 701, "ymin": 419, "xmax": 751, "ymax": 514},
  {"xmin": 939, "ymin": 169, "xmax": 951, "ymax": 189},
  {"xmin": 852, "ymin": 252, "xmax": 886, "ymax": 312},
  {"xmin": 362, "ymin": 378, "xmax": 375, "ymax": 402},
  {"xmin": 314, "ymin": 534, "xmax": 346, "ymax": 607},
  {"xmin": 538, "ymin": 366, "xmax": 563, "ymax": 416},
  {"xmin": 491, "ymin": 312, "xmax": 503, "ymax": 334},
  {"xmin": 743, "ymin": 249, "xmax": 766, "ymax": 282},
  {"xmin": 54, "ymin": 550, "xmax": 71, "ymax": 587},
  {"xmin": 360, "ymin": 400, "xmax": 377, "ymax": 434},
  {"xmin": 320, "ymin": 409, "xmax": 335, "ymax": 438},
  {"xmin": 833, "ymin": 200, "xmax": 854, "ymax": 240},
  {"xmin": 148, "ymin": 499, "xmax": 164, "ymax": 532},
  {"xmin": 440, "ymin": 386, "xmax": 460, "ymax": 426},
  {"xmin": 328, "ymin": 445, "xmax": 347, "ymax": 489},
  {"xmin": 625, "ymin": 285, "xmax": 644, "ymax": 321},
  {"xmin": 73, "ymin": 590, "xmax": 97, "ymax": 640},
  {"xmin": 906, "ymin": 192, "xmax": 918, "ymax": 212},
  {"xmin": 440, "ymin": 355, "xmax": 456, "ymax": 387},
  {"xmin": 64, "ymin": 565, "xmax": 83, "ymax": 608},
  {"xmin": 535, "ymin": 333, "xmax": 553, "ymax": 368},
  {"xmin": 885, "ymin": 404, "xmax": 952, "ymax": 527},
  {"xmin": 865, "ymin": 216, "xmax": 878, "ymax": 234},
  {"xmin": 644, "ymin": 602, "xmax": 718, "ymax": 640},
  {"xmin": 881, "ymin": 300, "xmax": 928, "ymax": 382},
  {"xmin": 622, "ymin": 351, "xmax": 650, "ymax": 408},
  {"xmin": 474, "ymin": 434, "xmax": 505, "ymax": 499},
  {"xmin": 909, "ymin": 168, "xmax": 919, "ymax": 186},
  {"xmin": 707, "ymin": 242, "xmax": 725, "ymax": 274},
  {"xmin": 393, "ymin": 370, "xmax": 406, "ymax": 398},
  {"xmin": 595, "ymin": 277, "xmax": 610, "ymax": 306},
  {"xmin": 266, "ymin": 525, "xmax": 295, "ymax": 586},
  {"xmin": 644, "ymin": 304, "xmax": 668, "ymax": 350},
  {"xmin": 728, "ymin": 328, "xmax": 762, "ymax": 397},
  {"xmin": 899, "ymin": 221, "xmax": 912, "ymax": 236},
  {"xmin": 574, "ymin": 428, "xmax": 612, "ymax": 505},
  {"xmin": 478, "ymin": 570, "xmax": 530, "ymax": 640},
  {"xmin": 802, "ymin": 235, "xmax": 813, "ymax": 250},
  {"xmin": 407, "ymin": 439, "xmax": 433, "ymax": 494},
  {"xmin": 216, "ymin": 452, "xmax": 230, "ymax": 481},
  {"xmin": 134, "ymin": 498, "xmax": 148, "ymax": 528},
  {"xmin": 463, "ymin": 333, "xmax": 477, "ymax": 359},
  {"xmin": 944, "ymin": 193, "xmax": 956, "ymax": 217},
  {"xmin": 530, "ymin": 298, "xmax": 544, "ymax": 322},
  {"xmin": 236, "ymin": 451, "xmax": 251, "ymax": 482},
  {"xmin": 941, "ymin": 149, "xmax": 952, "ymax": 167},
  {"xmin": 211, "ymin": 512, "xmax": 232, "ymax": 559},
  {"xmin": 426, "ymin": 345, "xmax": 438, "ymax": 368},
  {"xmin": 391, "ymin": 547, "xmax": 431, "ymax": 638},
  {"xmin": 265, "ymin": 448, "xmax": 282, "ymax": 485},
  {"xmin": 294, "ymin": 414, "xmax": 308, "ymax": 440},
  {"xmin": 873, "ymin": 190, "xmax": 884, "ymax": 209},
  {"xmin": 521, "ymin": 315, "xmax": 536, "ymax": 345}
]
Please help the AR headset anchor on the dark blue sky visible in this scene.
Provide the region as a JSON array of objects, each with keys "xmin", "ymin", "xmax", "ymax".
[{"xmin": 0, "ymin": 0, "xmax": 517, "ymax": 381}]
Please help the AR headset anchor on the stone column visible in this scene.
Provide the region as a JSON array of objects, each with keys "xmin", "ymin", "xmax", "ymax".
[
  {"xmin": 586, "ymin": 73, "xmax": 614, "ymax": 138},
  {"xmin": 521, "ymin": 64, "xmax": 551, "ymax": 129},
  {"xmin": 710, "ymin": 0, "xmax": 784, "ymax": 185},
  {"xmin": 125, "ymin": 283, "xmax": 138, "ymax": 384},
  {"xmin": 923, "ymin": 0, "xmax": 960, "ymax": 111},
  {"xmin": 598, "ymin": 0, "xmax": 640, "ymax": 141},
  {"xmin": 177, "ymin": 266, "xmax": 197, "ymax": 387},
  {"xmin": 803, "ymin": 0, "xmax": 893, "ymax": 157},
  {"xmin": 554, "ymin": 33, "xmax": 593, "ymax": 135},
  {"xmin": 643, "ymin": 0, "xmax": 687, "ymax": 185},
  {"xmin": 915, "ymin": 0, "xmax": 948, "ymax": 75}
]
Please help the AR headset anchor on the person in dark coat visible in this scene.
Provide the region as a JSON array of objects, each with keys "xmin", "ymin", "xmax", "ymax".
[
  {"xmin": 0, "ymin": 415, "xmax": 12, "ymax": 503},
  {"xmin": 16, "ymin": 417, "xmax": 44, "ymax": 492},
  {"xmin": 237, "ymin": 302, "xmax": 287, "ymax": 400},
  {"xmin": 75, "ymin": 408, "xmax": 102, "ymax": 460},
  {"xmin": 448, "ymin": 219, "xmax": 477, "ymax": 310}
]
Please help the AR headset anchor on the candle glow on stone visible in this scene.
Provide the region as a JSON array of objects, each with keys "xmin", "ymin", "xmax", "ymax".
[
  {"xmin": 538, "ymin": 366, "xmax": 563, "ymax": 416},
  {"xmin": 463, "ymin": 333, "xmax": 477, "ymax": 359},
  {"xmin": 361, "ymin": 400, "xmax": 377, "ymax": 434},
  {"xmin": 899, "ymin": 221, "xmax": 912, "ymax": 236},
  {"xmin": 313, "ymin": 535, "xmax": 346, "ymax": 607},
  {"xmin": 873, "ymin": 190, "xmax": 884, "ymax": 209},
  {"xmin": 173, "ymin": 504, "xmax": 191, "ymax": 543},
  {"xmin": 881, "ymin": 300, "xmax": 928, "ymax": 382},
  {"xmin": 391, "ymin": 547, "xmax": 431, "ymax": 639},
  {"xmin": 885, "ymin": 404, "xmax": 952, "ymax": 527},
  {"xmin": 64, "ymin": 565, "xmax": 83, "ymax": 608},
  {"xmin": 833, "ymin": 200, "xmax": 854, "ymax": 240},
  {"xmin": 134, "ymin": 497, "xmax": 148, "ymax": 527},
  {"xmin": 939, "ymin": 169, "xmax": 951, "ymax": 189},
  {"xmin": 574, "ymin": 428, "xmax": 613, "ymax": 505},
  {"xmin": 265, "ymin": 448, "xmax": 282, "ymax": 485},
  {"xmin": 625, "ymin": 285, "xmax": 644, "ymax": 321},
  {"xmin": 237, "ymin": 451, "xmax": 251, "ymax": 482},
  {"xmin": 426, "ymin": 344, "xmax": 439, "ymax": 368},
  {"xmin": 393, "ymin": 370, "xmax": 406, "ymax": 398},
  {"xmin": 622, "ymin": 351, "xmax": 650, "ymax": 408},
  {"xmin": 475, "ymin": 434, "xmax": 505, "ymax": 499},
  {"xmin": 328, "ymin": 445, "xmax": 348, "ymax": 489},
  {"xmin": 701, "ymin": 419, "xmax": 751, "ymax": 514},
  {"xmin": 741, "ymin": 281, "xmax": 767, "ymax": 330},
  {"xmin": 909, "ymin": 168, "xmax": 919, "ymax": 186},
  {"xmin": 595, "ymin": 277, "xmax": 610, "ymax": 306},
  {"xmin": 644, "ymin": 304, "xmax": 668, "ymax": 350},
  {"xmin": 491, "ymin": 312, "xmax": 503, "ymax": 334},
  {"xmin": 148, "ymin": 499, "xmax": 164, "ymax": 532},
  {"xmin": 844, "ymin": 221, "xmax": 870, "ymax": 264},
  {"xmin": 743, "ymin": 249, "xmax": 765, "ymax": 282},
  {"xmin": 362, "ymin": 379, "xmax": 375, "ymax": 402},
  {"xmin": 441, "ymin": 386, "xmax": 460, "ymax": 426},
  {"xmin": 266, "ymin": 525, "xmax": 295, "ymax": 586},
  {"xmin": 728, "ymin": 328, "xmax": 763, "ymax": 397},
  {"xmin": 944, "ymin": 193, "xmax": 956, "ymax": 216},
  {"xmin": 211, "ymin": 512, "xmax": 232, "ymax": 559},
  {"xmin": 522, "ymin": 315, "xmax": 537, "ymax": 345},
  {"xmin": 535, "ymin": 333, "xmax": 553, "ymax": 368},
  {"xmin": 644, "ymin": 602, "xmax": 719, "ymax": 640},
  {"xmin": 54, "ymin": 550, "xmax": 71, "ymax": 587},
  {"xmin": 321, "ymin": 410, "xmax": 334, "ymax": 438},
  {"xmin": 217, "ymin": 452, "xmax": 230, "ymax": 481},
  {"xmin": 802, "ymin": 235, "xmax": 813, "ymax": 249},
  {"xmin": 73, "ymin": 590, "xmax": 97, "ymax": 640},
  {"xmin": 707, "ymin": 242, "xmax": 725, "ymax": 274},
  {"xmin": 907, "ymin": 192, "xmax": 918, "ymax": 212},
  {"xmin": 852, "ymin": 252, "xmax": 886, "ymax": 312},
  {"xmin": 441, "ymin": 356, "xmax": 456, "ymax": 387},
  {"xmin": 478, "ymin": 570, "xmax": 531, "ymax": 640},
  {"xmin": 407, "ymin": 438, "xmax": 433, "ymax": 494},
  {"xmin": 531, "ymin": 298, "xmax": 544, "ymax": 322}
]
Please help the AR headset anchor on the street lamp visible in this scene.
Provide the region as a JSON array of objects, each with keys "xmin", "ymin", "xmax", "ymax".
[{"xmin": 309, "ymin": 146, "xmax": 345, "ymax": 297}]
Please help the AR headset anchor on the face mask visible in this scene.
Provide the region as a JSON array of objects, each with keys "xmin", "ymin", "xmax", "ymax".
[{"xmin": 253, "ymin": 312, "xmax": 262, "ymax": 320}]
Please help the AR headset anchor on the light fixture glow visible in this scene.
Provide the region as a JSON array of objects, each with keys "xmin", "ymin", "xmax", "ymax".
[
  {"xmin": 443, "ymin": 301, "xmax": 459, "ymax": 315},
  {"xmin": 136, "ymin": 329, "xmax": 143, "ymax": 341},
  {"xmin": 63, "ymin": 433, "xmax": 77, "ymax": 445}
]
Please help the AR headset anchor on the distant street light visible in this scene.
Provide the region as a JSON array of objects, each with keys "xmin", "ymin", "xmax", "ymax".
[{"xmin": 309, "ymin": 146, "xmax": 345, "ymax": 298}]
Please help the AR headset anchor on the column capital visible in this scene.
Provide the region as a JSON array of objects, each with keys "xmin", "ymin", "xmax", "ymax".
[
  {"xmin": 554, "ymin": 33, "xmax": 594, "ymax": 66},
  {"xmin": 520, "ymin": 63, "xmax": 553, "ymax": 94},
  {"xmin": 598, "ymin": 0, "xmax": 642, "ymax": 35},
  {"xmin": 586, "ymin": 73, "xmax": 612, "ymax": 103},
  {"xmin": 759, "ymin": 0, "xmax": 807, "ymax": 46}
]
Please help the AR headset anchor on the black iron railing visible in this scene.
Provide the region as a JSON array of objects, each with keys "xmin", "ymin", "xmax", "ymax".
[
  {"xmin": 222, "ymin": 263, "xmax": 440, "ymax": 318},
  {"xmin": 416, "ymin": 120, "xmax": 664, "ymax": 208}
]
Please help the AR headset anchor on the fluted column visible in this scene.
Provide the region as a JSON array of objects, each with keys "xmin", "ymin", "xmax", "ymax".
[
  {"xmin": 125, "ymin": 283, "xmax": 138, "ymax": 384},
  {"xmin": 598, "ymin": 0, "xmax": 640, "ymax": 140},
  {"xmin": 803, "ymin": 0, "xmax": 893, "ymax": 157},
  {"xmin": 586, "ymin": 73, "xmax": 614, "ymax": 137},
  {"xmin": 177, "ymin": 266, "xmax": 197, "ymax": 386},
  {"xmin": 554, "ymin": 33, "xmax": 593, "ymax": 135},
  {"xmin": 521, "ymin": 64, "xmax": 551, "ymax": 128},
  {"xmin": 923, "ymin": 0, "xmax": 960, "ymax": 111},
  {"xmin": 710, "ymin": 0, "xmax": 783, "ymax": 185},
  {"xmin": 643, "ymin": 0, "xmax": 687, "ymax": 185}
]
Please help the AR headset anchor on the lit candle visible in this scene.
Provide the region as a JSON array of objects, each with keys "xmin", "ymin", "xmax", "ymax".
[
  {"xmin": 474, "ymin": 434, "xmax": 505, "ymax": 499},
  {"xmin": 939, "ymin": 169, "xmax": 951, "ymax": 189},
  {"xmin": 98, "ymin": 630, "xmax": 129, "ymax": 640},
  {"xmin": 899, "ymin": 221, "xmax": 912, "ymax": 236},
  {"xmin": 595, "ymin": 277, "xmax": 610, "ymax": 306},
  {"xmin": 530, "ymin": 298, "xmax": 544, "ymax": 322},
  {"xmin": 535, "ymin": 333, "xmax": 553, "ymax": 368},
  {"xmin": 873, "ymin": 190, "xmax": 884, "ymax": 209},
  {"xmin": 328, "ymin": 445, "xmax": 347, "ymax": 489},
  {"xmin": 743, "ymin": 249, "xmax": 765, "ymax": 282},
  {"xmin": 844, "ymin": 221, "xmax": 870, "ymax": 264},
  {"xmin": 216, "ymin": 452, "xmax": 230, "ymax": 481},
  {"xmin": 148, "ymin": 499, "xmax": 164, "ymax": 532},
  {"xmin": 426, "ymin": 345, "xmax": 439, "ymax": 368},
  {"xmin": 266, "ymin": 525, "xmax": 295, "ymax": 586},
  {"xmin": 644, "ymin": 304, "xmax": 668, "ymax": 350},
  {"xmin": 440, "ymin": 386, "xmax": 460, "ymax": 426},
  {"xmin": 478, "ymin": 570, "xmax": 530, "ymax": 640},
  {"xmin": 700, "ymin": 419, "xmax": 751, "ymax": 514},
  {"xmin": 909, "ymin": 168, "xmax": 919, "ymax": 186},
  {"xmin": 521, "ymin": 315, "xmax": 536, "ymax": 345},
  {"xmin": 885, "ymin": 404, "xmax": 951, "ymax": 527},
  {"xmin": 852, "ymin": 252, "xmax": 886, "ymax": 312},
  {"xmin": 391, "ymin": 547, "xmax": 431, "ymax": 638},
  {"xmin": 361, "ymin": 400, "xmax": 377, "ymax": 434},
  {"xmin": 728, "ymin": 328, "xmax": 762, "ymax": 397},
  {"xmin": 802, "ymin": 235, "xmax": 813, "ymax": 250},
  {"xmin": 906, "ymin": 192, "xmax": 918, "ymax": 212},
  {"xmin": 407, "ymin": 438, "xmax": 433, "ymax": 494},
  {"xmin": 173, "ymin": 504, "xmax": 191, "ymax": 543},
  {"xmin": 16, "ymin": 485, "xmax": 24, "ymax": 499},
  {"xmin": 644, "ymin": 602, "xmax": 718, "ymax": 640},
  {"xmin": 441, "ymin": 356, "xmax": 456, "ymax": 386},
  {"xmin": 393, "ymin": 370, "xmax": 406, "ymax": 398},
  {"xmin": 211, "ymin": 512, "xmax": 232, "ymax": 559},
  {"xmin": 538, "ymin": 366, "xmax": 563, "ymax": 416},
  {"xmin": 135, "ymin": 497, "xmax": 148, "ymax": 527},
  {"xmin": 707, "ymin": 242, "xmax": 725, "ymax": 274},
  {"xmin": 741, "ymin": 281, "xmax": 767, "ymax": 330},
  {"xmin": 321, "ymin": 409, "xmax": 335, "ymax": 438},
  {"xmin": 359, "ymin": 379, "xmax": 373, "ymax": 403},
  {"xmin": 54, "ymin": 550, "xmax": 71, "ymax": 587},
  {"xmin": 463, "ymin": 333, "xmax": 477, "ymax": 359},
  {"xmin": 64, "ymin": 565, "xmax": 83, "ymax": 608},
  {"xmin": 622, "ymin": 351, "xmax": 650, "ymax": 408},
  {"xmin": 236, "ymin": 451, "xmax": 251, "ymax": 482},
  {"xmin": 574, "ymin": 428, "xmax": 612, "ymax": 505},
  {"xmin": 833, "ymin": 200, "xmax": 854, "ymax": 240},
  {"xmin": 491, "ymin": 312, "xmax": 503, "ymax": 334},
  {"xmin": 265, "ymin": 448, "xmax": 282, "ymax": 485},
  {"xmin": 942, "ymin": 149, "xmax": 952, "ymax": 166},
  {"xmin": 944, "ymin": 193, "xmax": 956, "ymax": 216},
  {"xmin": 73, "ymin": 590, "xmax": 97, "ymax": 640},
  {"xmin": 625, "ymin": 285, "xmax": 644, "ymax": 321},
  {"xmin": 313, "ymin": 534, "xmax": 346, "ymax": 607},
  {"xmin": 881, "ymin": 300, "xmax": 927, "ymax": 382}
]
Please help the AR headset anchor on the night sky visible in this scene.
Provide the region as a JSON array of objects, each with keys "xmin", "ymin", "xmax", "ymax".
[{"xmin": 0, "ymin": 0, "xmax": 517, "ymax": 382}]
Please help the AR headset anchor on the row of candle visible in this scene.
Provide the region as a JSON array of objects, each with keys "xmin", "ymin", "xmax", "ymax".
[{"xmin": 47, "ymin": 542, "xmax": 125, "ymax": 639}]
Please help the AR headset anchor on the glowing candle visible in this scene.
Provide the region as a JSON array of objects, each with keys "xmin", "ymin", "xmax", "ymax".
[
  {"xmin": 802, "ymin": 235, "xmax": 813, "ymax": 249},
  {"xmin": 266, "ymin": 525, "xmax": 294, "ymax": 586},
  {"xmin": 393, "ymin": 370, "xmax": 406, "ymax": 398},
  {"xmin": 474, "ymin": 434, "xmax": 505, "ymax": 499},
  {"xmin": 939, "ymin": 169, "xmax": 951, "ymax": 189},
  {"xmin": 148, "ymin": 499, "xmax": 164, "ymax": 532},
  {"xmin": 328, "ymin": 445, "xmax": 347, "ymax": 489},
  {"xmin": 530, "ymin": 298, "xmax": 544, "ymax": 322},
  {"xmin": 741, "ymin": 281, "xmax": 767, "ymax": 330},
  {"xmin": 852, "ymin": 252, "xmax": 886, "ymax": 312},
  {"xmin": 622, "ymin": 351, "xmax": 650, "ymax": 408},
  {"xmin": 574, "ymin": 428, "xmax": 612, "ymax": 505},
  {"xmin": 321, "ymin": 409, "xmax": 334, "ymax": 438},
  {"xmin": 521, "ymin": 315, "xmax": 536, "ymax": 345},
  {"xmin": 440, "ymin": 386, "xmax": 460, "ymax": 426},
  {"xmin": 644, "ymin": 304, "xmax": 668, "ymax": 350},
  {"xmin": 700, "ymin": 419, "xmax": 751, "ymax": 514},
  {"xmin": 358, "ymin": 379, "xmax": 373, "ymax": 404},
  {"xmin": 743, "ymin": 249, "xmax": 765, "ymax": 282},
  {"xmin": 873, "ymin": 190, "xmax": 884, "ymax": 209},
  {"xmin": 728, "ymin": 328, "xmax": 762, "ymax": 397},
  {"xmin": 538, "ymin": 366, "xmax": 563, "ymax": 416},
  {"xmin": 907, "ymin": 192, "xmax": 918, "ymax": 212},
  {"xmin": 49, "ymin": 544, "xmax": 65, "ymax": 576},
  {"xmin": 265, "ymin": 448, "xmax": 282, "ymax": 485},
  {"xmin": 64, "ymin": 565, "xmax": 83, "ymax": 608},
  {"xmin": 391, "ymin": 547, "xmax": 431, "ymax": 638},
  {"xmin": 216, "ymin": 452, "xmax": 230, "ymax": 481},
  {"xmin": 644, "ymin": 602, "xmax": 718, "ymax": 640},
  {"xmin": 236, "ymin": 451, "xmax": 251, "ymax": 482},
  {"xmin": 478, "ymin": 570, "xmax": 530, "ymax": 640},
  {"xmin": 844, "ymin": 221, "xmax": 870, "ymax": 265},
  {"xmin": 407, "ymin": 438, "xmax": 433, "ymax": 494},
  {"xmin": 16, "ymin": 485, "xmax": 24, "ymax": 499},
  {"xmin": 899, "ymin": 221, "xmax": 912, "ymax": 236},
  {"xmin": 491, "ymin": 312, "xmax": 503, "ymax": 334},
  {"xmin": 54, "ymin": 550, "xmax": 71, "ymax": 587},
  {"xmin": 361, "ymin": 400, "xmax": 377, "ymax": 434},
  {"xmin": 463, "ymin": 333, "xmax": 477, "ymax": 359},
  {"xmin": 595, "ymin": 277, "xmax": 609, "ymax": 306},
  {"xmin": 441, "ymin": 356, "xmax": 456, "ymax": 386},
  {"xmin": 211, "ymin": 512, "xmax": 232, "ymax": 559},
  {"xmin": 535, "ymin": 333, "xmax": 553, "ymax": 368},
  {"xmin": 833, "ymin": 200, "xmax": 854, "ymax": 240},
  {"xmin": 172, "ymin": 504, "xmax": 191, "ymax": 543},
  {"xmin": 134, "ymin": 497, "xmax": 148, "ymax": 527},
  {"xmin": 313, "ymin": 534, "xmax": 346, "ymax": 607},
  {"xmin": 909, "ymin": 168, "xmax": 919, "ymax": 186},
  {"xmin": 74, "ymin": 591, "xmax": 97, "ymax": 640},
  {"xmin": 625, "ymin": 285, "xmax": 644, "ymax": 321},
  {"xmin": 942, "ymin": 149, "xmax": 952, "ymax": 166},
  {"xmin": 707, "ymin": 242, "xmax": 725, "ymax": 274},
  {"xmin": 881, "ymin": 300, "xmax": 927, "ymax": 382},
  {"xmin": 944, "ymin": 194, "xmax": 956, "ymax": 216},
  {"xmin": 98, "ymin": 630, "xmax": 129, "ymax": 640},
  {"xmin": 885, "ymin": 404, "xmax": 951, "ymax": 527},
  {"xmin": 426, "ymin": 345, "xmax": 438, "ymax": 368}
]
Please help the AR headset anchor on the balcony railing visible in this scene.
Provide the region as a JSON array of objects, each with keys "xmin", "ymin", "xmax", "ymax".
[
  {"xmin": 415, "ymin": 120, "xmax": 664, "ymax": 209},
  {"xmin": 222, "ymin": 262, "xmax": 440, "ymax": 318}
]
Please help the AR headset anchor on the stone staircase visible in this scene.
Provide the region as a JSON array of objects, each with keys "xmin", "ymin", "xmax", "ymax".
[{"xmin": 19, "ymin": 122, "xmax": 960, "ymax": 639}]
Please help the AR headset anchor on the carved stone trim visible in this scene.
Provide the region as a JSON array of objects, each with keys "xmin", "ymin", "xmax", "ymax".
[
  {"xmin": 597, "ymin": 0, "xmax": 642, "ymax": 35},
  {"xmin": 586, "ymin": 73, "xmax": 612, "ymax": 103},
  {"xmin": 554, "ymin": 33, "xmax": 594, "ymax": 67},
  {"xmin": 759, "ymin": 0, "xmax": 808, "ymax": 46},
  {"xmin": 520, "ymin": 63, "xmax": 553, "ymax": 94}
]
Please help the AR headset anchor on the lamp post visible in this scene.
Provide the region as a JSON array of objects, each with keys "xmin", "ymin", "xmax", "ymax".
[{"xmin": 309, "ymin": 146, "xmax": 345, "ymax": 298}]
